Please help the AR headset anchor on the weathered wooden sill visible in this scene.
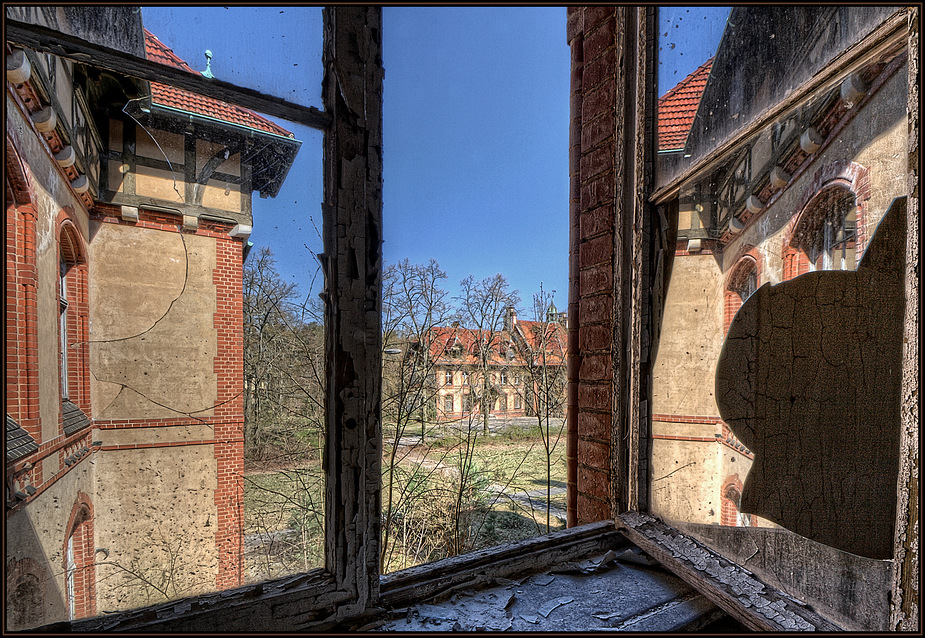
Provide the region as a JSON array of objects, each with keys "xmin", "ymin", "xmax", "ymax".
[
  {"xmin": 618, "ymin": 511, "xmax": 844, "ymax": 631},
  {"xmin": 378, "ymin": 519, "xmax": 626, "ymax": 608},
  {"xmin": 44, "ymin": 570, "xmax": 349, "ymax": 632},
  {"xmin": 40, "ymin": 516, "xmax": 850, "ymax": 632},
  {"xmin": 37, "ymin": 522, "xmax": 623, "ymax": 632}
]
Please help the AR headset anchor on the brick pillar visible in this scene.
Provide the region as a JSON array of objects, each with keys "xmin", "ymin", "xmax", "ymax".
[
  {"xmin": 568, "ymin": 7, "xmax": 654, "ymax": 524},
  {"xmin": 566, "ymin": 6, "xmax": 583, "ymax": 528},
  {"xmin": 569, "ymin": 6, "xmax": 620, "ymax": 525},
  {"xmin": 213, "ymin": 236, "xmax": 245, "ymax": 590}
]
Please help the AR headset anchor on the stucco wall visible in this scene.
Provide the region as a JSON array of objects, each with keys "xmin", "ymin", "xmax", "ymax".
[
  {"xmin": 92, "ymin": 445, "xmax": 219, "ymax": 612},
  {"xmin": 89, "ymin": 222, "xmax": 218, "ymax": 419},
  {"xmin": 651, "ymin": 254, "xmax": 725, "ymax": 417},
  {"xmin": 649, "ymin": 438, "xmax": 720, "ymax": 524},
  {"xmin": 5, "ymin": 458, "xmax": 95, "ymax": 628}
]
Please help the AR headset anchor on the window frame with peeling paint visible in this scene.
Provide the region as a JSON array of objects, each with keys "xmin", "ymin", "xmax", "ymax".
[{"xmin": 6, "ymin": 5, "xmax": 917, "ymax": 633}]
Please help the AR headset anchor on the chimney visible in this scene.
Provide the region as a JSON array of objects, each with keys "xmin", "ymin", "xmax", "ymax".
[{"xmin": 504, "ymin": 306, "xmax": 517, "ymax": 332}]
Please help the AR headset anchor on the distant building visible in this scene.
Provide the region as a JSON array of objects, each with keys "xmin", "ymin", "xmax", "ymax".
[
  {"xmin": 5, "ymin": 10, "xmax": 299, "ymax": 627},
  {"xmin": 418, "ymin": 308, "xmax": 567, "ymax": 423}
]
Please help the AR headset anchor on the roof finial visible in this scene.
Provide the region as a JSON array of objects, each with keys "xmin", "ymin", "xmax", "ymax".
[{"xmin": 201, "ymin": 50, "xmax": 214, "ymax": 79}]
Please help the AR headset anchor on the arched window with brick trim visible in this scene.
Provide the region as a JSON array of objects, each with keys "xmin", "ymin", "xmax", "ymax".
[
  {"xmin": 721, "ymin": 480, "xmax": 743, "ymax": 527},
  {"xmin": 723, "ymin": 256, "xmax": 758, "ymax": 334},
  {"xmin": 57, "ymin": 219, "xmax": 90, "ymax": 417},
  {"xmin": 63, "ymin": 495, "xmax": 95, "ymax": 620},
  {"xmin": 789, "ymin": 182, "xmax": 861, "ymax": 273}
]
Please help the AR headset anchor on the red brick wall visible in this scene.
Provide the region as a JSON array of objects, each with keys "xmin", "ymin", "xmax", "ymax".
[
  {"xmin": 782, "ymin": 246, "xmax": 811, "ymax": 281},
  {"xmin": 568, "ymin": 6, "xmax": 620, "ymax": 525},
  {"xmin": 6, "ymin": 202, "xmax": 40, "ymax": 446},
  {"xmin": 212, "ymin": 235, "xmax": 245, "ymax": 590}
]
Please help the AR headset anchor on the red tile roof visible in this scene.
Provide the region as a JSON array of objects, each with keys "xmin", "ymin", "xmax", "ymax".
[
  {"xmin": 658, "ymin": 58, "xmax": 713, "ymax": 152},
  {"xmin": 515, "ymin": 320, "xmax": 567, "ymax": 367},
  {"xmin": 426, "ymin": 326, "xmax": 517, "ymax": 367},
  {"xmin": 423, "ymin": 321, "xmax": 566, "ymax": 369},
  {"xmin": 144, "ymin": 29, "xmax": 293, "ymax": 138}
]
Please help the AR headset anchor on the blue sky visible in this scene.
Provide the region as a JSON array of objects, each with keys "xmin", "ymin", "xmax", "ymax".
[
  {"xmin": 658, "ymin": 6, "xmax": 730, "ymax": 96},
  {"xmin": 140, "ymin": 7, "xmax": 727, "ymax": 317}
]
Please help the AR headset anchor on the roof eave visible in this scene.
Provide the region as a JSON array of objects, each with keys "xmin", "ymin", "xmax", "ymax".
[{"xmin": 149, "ymin": 102, "xmax": 301, "ymax": 198}]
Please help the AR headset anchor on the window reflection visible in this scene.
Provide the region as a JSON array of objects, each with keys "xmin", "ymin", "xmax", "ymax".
[{"xmin": 652, "ymin": 5, "xmax": 908, "ymax": 629}]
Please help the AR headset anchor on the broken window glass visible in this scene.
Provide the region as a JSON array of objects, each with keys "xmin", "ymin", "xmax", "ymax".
[{"xmin": 651, "ymin": 6, "xmax": 908, "ymax": 630}]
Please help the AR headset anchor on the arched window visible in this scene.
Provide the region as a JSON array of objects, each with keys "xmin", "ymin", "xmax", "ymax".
[
  {"xmin": 63, "ymin": 495, "xmax": 95, "ymax": 620},
  {"xmin": 721, "ymin": 483, "xmax": 742, "ymax": 527},
  {"xmin": 443, "ymin": 394, "xmax": 454, "ymax": 413},
  {"xmin": 58, "ymin": 219, "xmax": 89, "ymax": 412},
  {"xmin": 789, "ymin": 183, "xmax": 859, "ymax": 272},
  {"xmin": 723, "ymin": 256, "xmax": 758, "ymax": 334}
]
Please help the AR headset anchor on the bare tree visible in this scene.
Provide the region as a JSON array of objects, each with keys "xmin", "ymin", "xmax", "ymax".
[
  {"xmin": 516, "ymin": 284, "xmax": 568, "ymax": 532},
  {"xmin": 455, "ymin": 274, "xmax": 520, "ymax": 435},
  {"xmin": 242, "ymin": 247, "xmax": 327, "ymax": 581},
  {"xmin": 243, "ymin": 247, "xmax": 324, "ymax": 467},
  {"xmin": 380, "ymin": 258, "xmax": 455, "ymax": 571}
]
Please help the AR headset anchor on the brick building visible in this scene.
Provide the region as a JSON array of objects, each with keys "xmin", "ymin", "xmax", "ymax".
[
  {"xmin": 421, "ymin": 307, "xmax": 567, "ymax": 423},
  {"xmin": 648, "ymin": 7, "xmax": 909, "ymax": 556},
  {"xmin": 5, "ymin": 10, "xmax": 298, "ymax": 627}
]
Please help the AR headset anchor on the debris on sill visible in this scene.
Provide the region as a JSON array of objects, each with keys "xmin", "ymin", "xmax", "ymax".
[
  {"xmin": 375, "ymin": 548, "xmax": 729, "ymax": 631},
  {"xmin": 615, "ymin": 546, "xmax": 659, "ymax": 567},
  {"xmin": 537, "ymin": 596, "xmax": 574, "ymax": 617}
]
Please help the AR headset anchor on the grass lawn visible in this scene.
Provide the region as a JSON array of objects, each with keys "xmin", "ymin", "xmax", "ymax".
[
  {"xmin": 245, "ymin": 431, "xmax": 567, "ymax": 578},
  {"xmin": 467, "ymin": 440, "xmax": 567, "ymax": 494}
]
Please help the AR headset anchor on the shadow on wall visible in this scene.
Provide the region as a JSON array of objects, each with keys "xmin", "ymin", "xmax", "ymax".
[
  {"xmin": 715, "ymin": 196, "xmax": 906, "ymax": 560},
  {"xmin": 6, "ymin": 511, "xmax": 67, "ymax": 630}
]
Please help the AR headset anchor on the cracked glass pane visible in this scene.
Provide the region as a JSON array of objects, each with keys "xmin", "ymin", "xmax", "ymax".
[
  {"xmin": 5, "ymin": 8, "xmax": 323, "ymax": 627},
  {"xmin": 652, "ymin": 6, "xmax": 908, "ymax": 631}
]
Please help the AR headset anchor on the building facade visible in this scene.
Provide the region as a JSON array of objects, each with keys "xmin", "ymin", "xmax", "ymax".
[
  {"xmin": 649, "ymin": 7, "xmax": 908, "ymax": 543},
  {"xmin": 421, "ymin": 307, "xmax": 567, "ymax": 423},
  {"xmin": 5, "ymin": 9, "xmax": 298, "ymax": 627}
]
